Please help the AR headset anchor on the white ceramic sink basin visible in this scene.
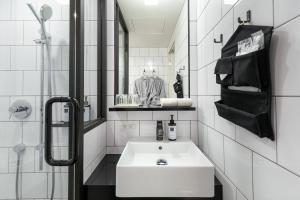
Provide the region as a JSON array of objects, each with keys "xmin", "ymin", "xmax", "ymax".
[{"xmin": 116, "ymin": 138, "xmax": 215, "ymax": 198}]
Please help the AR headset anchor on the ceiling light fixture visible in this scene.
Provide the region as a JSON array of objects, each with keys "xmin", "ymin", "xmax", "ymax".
[
  {"xmin": 144, "ymin": 0, "xmax": 159, "ymax": 6},
  {"xmin": 55, "ymin": 0, "xmax": 69, "ymax": 5}
]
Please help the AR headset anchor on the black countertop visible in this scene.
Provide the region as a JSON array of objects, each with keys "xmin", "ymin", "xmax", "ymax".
[
  {"xmin": 84, "ymin": 155, "xmax": 222, "ymax": 200},
  {"xmin": 85, "ymin": 154, "xmax": 121, "ymax": 186}
]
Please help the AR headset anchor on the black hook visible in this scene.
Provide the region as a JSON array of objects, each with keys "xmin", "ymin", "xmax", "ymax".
[
  {"xmin": 238, "ymin": 10, "xmax": 251, "ymax": 24},
  {"xmin": 214, "ymin": 34, "xmax": 223, "ymax": 44},
  {"xmin": 177, "ymin": 66, "xmax": 185, "ymax": 74}
]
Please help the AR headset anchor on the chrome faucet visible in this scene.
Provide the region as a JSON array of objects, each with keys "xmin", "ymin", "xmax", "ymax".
[
  {"xmin": 9, "ymin": 100, "xmax": 32, "ymax": 120},
  {"xmin": 156, "ymin": 120, "xmax": 164, "ymax": 141}
]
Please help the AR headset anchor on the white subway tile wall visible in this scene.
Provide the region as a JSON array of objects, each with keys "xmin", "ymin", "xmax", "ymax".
[
  {"xmin": 196, "ymin": 0, "xmax": 300, "ymax": 199},
  {"xmin": 0, "ymin": 0, "xmax": 105, "ymax": 199},
  {"xmin": 83, "ymin": 124, "xmax": 107, "ymax": 182},
  {"xmin": 1, "ymin": 0, "xmax": 300, "ymax": 199}
]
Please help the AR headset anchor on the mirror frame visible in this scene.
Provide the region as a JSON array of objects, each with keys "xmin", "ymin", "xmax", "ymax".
[
  {"xmin": 114, "ymin": 1, "xmax": 129, "ymax": 103},
  {"xmin": 114, "ymin": 0, "xmax": 191, "ymax": 105}
]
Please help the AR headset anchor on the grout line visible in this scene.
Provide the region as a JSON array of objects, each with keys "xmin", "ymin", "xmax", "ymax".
[
  {"xmin": 222, "ymin": 134, "xmax": 226, "ymax": 173},
  {"xmin": 272, "ymin": 0, "xmax": 275, "ymax": 27},
  {"xmin": 274, "ymin": 97, "xmax": 278, "ymax": 163},
  {"xmin": 252, "ymin": 151, "xmax": 255, "ymax": 200},
  {"xmin": 200, "ymin": 120, "xmax": 300, "ymax": 179}
]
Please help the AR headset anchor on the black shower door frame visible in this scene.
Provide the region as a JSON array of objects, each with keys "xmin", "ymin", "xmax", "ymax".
[
  {"xmin": 68, "ymin": 0, "xmax": 84, "ymax": 200},
  {"xmin": 69, "ymin": 0, "xmax": 107, "ymax": 199}
]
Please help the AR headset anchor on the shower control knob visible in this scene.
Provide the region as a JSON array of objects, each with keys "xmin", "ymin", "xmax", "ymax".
[{"xmin": 9, "ymin": 100, "xmax": 32, "ymax": 120}]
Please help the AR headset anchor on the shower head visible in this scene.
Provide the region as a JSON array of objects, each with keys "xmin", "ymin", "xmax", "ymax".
[
  {"xmin": 40, "ymin": 4, "xmax": 53, "ymax": 21},
  {"xmin": 27, "ymin": 3, "xmax": 41, "ymax": 23},
  {"xmin": 27, "ymin": 4, "xmax": 52, "ymax": 23}
]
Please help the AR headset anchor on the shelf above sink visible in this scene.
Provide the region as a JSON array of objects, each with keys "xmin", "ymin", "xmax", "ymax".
[{"xmin": 109, "ymin": 106, "xmax": 196, "ymax": 111}]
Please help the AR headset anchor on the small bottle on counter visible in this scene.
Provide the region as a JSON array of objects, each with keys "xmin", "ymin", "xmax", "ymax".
[
  {"xmin": 168, "ymin": 115, "xmax": 177, "ymax": 141},
  {"xmin": 84, "ymin": 96, "xmax": 91, "ymax": 122}
]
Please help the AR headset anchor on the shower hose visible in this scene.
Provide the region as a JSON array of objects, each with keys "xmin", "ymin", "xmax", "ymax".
[
  {"xmin": 15, "ymin": 155, "xmax": 55, "ymax": 200},
  {"xmin": 15, "ymin": 154, "xmax": 21, "ymax": 200}
]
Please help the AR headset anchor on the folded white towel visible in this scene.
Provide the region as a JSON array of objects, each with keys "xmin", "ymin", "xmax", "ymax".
[
  {"xmin": 160, "ymin": 98, "xmax": 193, "ymax": 107},
  {"xmin": 160, "ymin": 98, "xmax": 178, "ymax": 107},
  {"xmin": 114, "ymin": 104, "xmax": 139, "ymax": 108},
  {"xmin": 177, "ymin": 98, "xmax": 193, "ymax": 107}
]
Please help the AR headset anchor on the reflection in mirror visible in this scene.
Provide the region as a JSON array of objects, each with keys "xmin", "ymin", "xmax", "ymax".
[
  {"xmin": 119, "ymin": 23, "xmax": 126, "ymax": 94},
  {"xmin": 115, "ymin": 0, "xmax": 190, "ymax": 108},
  {"xmin": 117, "ymin": 14, "xmax": 129, "ymax": 95},
  {"xmin": 84, "ymin": 0, "xmax": 98, "ymax": 123}
]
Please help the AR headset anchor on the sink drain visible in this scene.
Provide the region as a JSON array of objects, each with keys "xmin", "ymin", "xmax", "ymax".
[{"xmin": 156, "ymin": 159, "xmax": 168, "ymax": 166}]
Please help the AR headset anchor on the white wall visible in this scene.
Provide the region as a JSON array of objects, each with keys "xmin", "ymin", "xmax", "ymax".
[
  {"xmin": 106, "ymin": 0, "xmax": 198, "ymax": 154},
  {"xmin": 0, "ymin": 0, "xmax": 70, "ymax": 199},
  {"xmin": 196, "ymin": 0, "xmax": 300, "ymax": 199},
  {"xmin": 0, "ymin": 0, "xmax": 104, "ymax": 198},
  {"xmin": 128, "ymin": 47, "xmax": 172, "ymax": 96},
  {"xmin": 83, "ymin": 123, "xmax": 107, "ymax": 182}
]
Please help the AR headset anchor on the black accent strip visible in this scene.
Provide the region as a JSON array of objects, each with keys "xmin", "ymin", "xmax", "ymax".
[{"xmin": 109, "ymin": 106, "xmax": 196, "ymax": 111}]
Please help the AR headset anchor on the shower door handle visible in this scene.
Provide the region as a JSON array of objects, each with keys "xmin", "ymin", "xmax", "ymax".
[{"xmin": 45, "ymin": 97, "xmax": 79, "ymax": 166}]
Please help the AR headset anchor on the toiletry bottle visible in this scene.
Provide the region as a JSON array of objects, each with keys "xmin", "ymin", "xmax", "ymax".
[
  {"xmin": 63, "ymin": 103, "xmax": 69, "ymax": 122},
  {"xmin": 84, "ymin": 96, "xmax": 91, "ymax": 122},
  {"xmin": 168, "ymin": 115, "xmax": 176, "ymax": 141},
  {"xmin": 156, "ymin": 120, "xmax": 164, "ymax": 141}
]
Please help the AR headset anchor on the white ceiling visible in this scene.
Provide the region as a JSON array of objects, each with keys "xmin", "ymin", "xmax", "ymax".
[{"xmin": 117, "ymin": 0, "xmax": 185, "ymax": 47}]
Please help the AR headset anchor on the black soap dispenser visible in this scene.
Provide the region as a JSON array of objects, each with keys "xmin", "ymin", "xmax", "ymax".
[
  {"xmin": 84, "ymin": 96, "xmax": 91, "ymax": 122},
  {"xmin": 168, "ymin": 115, "xmax": 176, "ymax": 141}
]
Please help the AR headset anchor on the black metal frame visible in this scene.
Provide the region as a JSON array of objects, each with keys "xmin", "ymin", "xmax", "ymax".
[
  {"xmin": 67, "ymin": 0, "xmax": 107, "ymax": 200},
  {"xmin": 113, "ymin": 0, "xmax": 191, "ymax": 102},
  {"xmin": 83, "ymin": 0, "xmax": 107, "ymax": 133},
  {"xmin": 68, "ymin": 0, "xmax": 84, "ymax": 200},
  {"xmin": 114, "ymin": 1, "xmax": 129, "ymax": 102}
]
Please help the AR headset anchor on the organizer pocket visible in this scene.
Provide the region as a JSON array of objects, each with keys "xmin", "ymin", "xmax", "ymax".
[
  {"xmin": 215, "ymin": 50, "xmax": 264, "ymax": 89},
  {"xmin": 215, "ymin": 57, "xmax": 233, "ymax": 85},
  {"xmin": 215, "ymin": 100, "xmax": 274, "ymax": 140},
  {"xmin": 221, "ymin": 86, "xmax": 267, "ymax": 113}
]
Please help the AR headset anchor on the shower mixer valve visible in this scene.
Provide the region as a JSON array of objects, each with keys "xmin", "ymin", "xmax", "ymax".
[{"xmin": 9, "ymin": 100, "xmax": 32, "ymax": 120}]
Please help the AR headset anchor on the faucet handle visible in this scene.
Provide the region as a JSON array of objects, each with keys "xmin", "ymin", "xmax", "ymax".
[
  {"xmin": 8, "ymin": 100, "xmax": 32, "ymax": 120},
  {"xmin": 8, "ymin": 106, "xmax": 18, "ymax": 119}
]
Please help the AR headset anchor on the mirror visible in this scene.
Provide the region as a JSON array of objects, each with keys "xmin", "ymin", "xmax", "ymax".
[
  {"xmin": 115, "ymin": 0, "xmax": 190, "ymax": 106},
  {"xmin": 116, "ymin": 6, "xmax": 129, "ymax": 95},
  {"xmin": 83, "ymin": 0, "xmax": 107, "ymax": 130}
]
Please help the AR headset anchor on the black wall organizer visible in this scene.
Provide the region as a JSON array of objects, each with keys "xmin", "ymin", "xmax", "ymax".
[{"xmin": 214, "ymin": 25, "xmax": 275, "ymax": 140}]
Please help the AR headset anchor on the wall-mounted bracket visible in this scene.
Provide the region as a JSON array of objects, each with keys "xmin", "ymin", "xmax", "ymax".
[
  {"xmin": 238, "ymin": 10, "xmax": 252, "ymax": 24},
  {"xmin": 214, "ymin": 34, "xmax": 223, "ymax": 44}
]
